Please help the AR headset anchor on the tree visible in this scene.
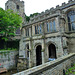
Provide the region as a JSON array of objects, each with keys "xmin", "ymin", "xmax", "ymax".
[
  {"xmin": 30, "ymin": 13, "xmax": 39, "ymax": 17},
  {"xmin": 25, "ymin": 12, "xmax": 39, "ymax": 22},
  {"xmin": 0, "ymin": 8, "xmax": 22, "ymax": 41},
  {"xmin": 25, "ymin": 15, "xmax": 30, "ymax": 22}
]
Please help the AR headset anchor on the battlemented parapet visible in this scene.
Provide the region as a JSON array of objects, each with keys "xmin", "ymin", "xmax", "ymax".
[{"xmin": 24, "ymin": 0, "xmax": 75, "ymax": 26}]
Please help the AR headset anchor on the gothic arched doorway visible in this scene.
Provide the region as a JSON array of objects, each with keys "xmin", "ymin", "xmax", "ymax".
[
  {"xmin": 36, "ymin": 45, "xmax": 42, "ymax": 66},
  {"xmin": 48, "ymin": 44, "xmax": 56, "ymax": 59}
]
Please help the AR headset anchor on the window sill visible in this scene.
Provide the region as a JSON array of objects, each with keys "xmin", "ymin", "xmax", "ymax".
[
  {"xmin": 33, "ymin": 34, "xmax": 42, "ymax": 36},
  {"xmin": 65, "ymin": 31, "xmax": 75, "ymax": 34},
  {"xmin": 45, "ymin": 31, "xmax": 58, "ymax": 34}
]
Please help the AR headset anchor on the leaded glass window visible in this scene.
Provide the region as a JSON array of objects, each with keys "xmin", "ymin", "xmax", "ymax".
[
  {"xmin": 53, "ymin": 20, "xmax": 56, "ymax": 31},
  {"xmin": 35, "ymin": 24, "xmax": 42, "ymax": 34},
  {"xmin": 50, "ymin": 22, "xmax": 53, "ymax": 32},
  {"xmin": 35, "ymin": 26, "xmax": 37, "ymax": 34},
  {"xmin": 26, "ymin": 28, "xmax": 29, "ymax": 36},
  {"xmin": 47, "ymin": 23, "xmax": 49, "ymax": 32},
  {"xmin": 17, "ymin": 5, "xmax": 19, "ymax": 9},
  {"xmin": 46, "ymin": 20, "xmax": 56, "ymax": 32},
  {"xmin": 40, "ymin": 25, "xmax": 42, "ymax": 34},
  {"xmin": 67, "ymin": 10, "xmax": 75, "ymax": 31}
]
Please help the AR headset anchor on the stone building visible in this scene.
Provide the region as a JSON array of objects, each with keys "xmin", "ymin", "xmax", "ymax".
[
  {"xmin": 19, "ymin": 0, "xmax": 75, "ymax": 68},
  {"xmin": 5, "ymin": 0, "xmax": 75, "ymax": 69}
]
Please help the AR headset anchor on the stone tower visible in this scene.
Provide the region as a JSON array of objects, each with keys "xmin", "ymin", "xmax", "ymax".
[
  {"xmin": 5, "ymin": 0, "xmax": 25, "ymax": 18},
  {"xmin": 5, "ymin": 0, "xmax": 25, "ymax": 34}
]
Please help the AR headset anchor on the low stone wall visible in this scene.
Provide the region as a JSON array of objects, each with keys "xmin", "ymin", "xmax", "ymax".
[
  {"xmin": 13, "ymin": 53, "xmax": 75, "ymax": 75},
  {"xmin": 0, "ymin": 50, "xmax": 18, "ymax": 70}
]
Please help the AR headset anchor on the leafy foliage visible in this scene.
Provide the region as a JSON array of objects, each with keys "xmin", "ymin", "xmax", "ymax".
[
  {"xmin": 25, "ymin": 15, "xmax": 30, "ymax": 22},
  {"xmin": 0, "ymin": 8, "xmax": 22, "ymax": 41},
  {"xmin": 25, "ymin": 12, "xmax": 39, "ymax": 22},
  {"xmin": 30, "ymin": 13, "xmax": 39, "ymax": 17},
  {"xmin": 66, "ymin": 64, "xmax": 75, "ymax": 75},
  {"xmin": 0, "ymin": 48, "xmax": 17, "ymax": 51}
]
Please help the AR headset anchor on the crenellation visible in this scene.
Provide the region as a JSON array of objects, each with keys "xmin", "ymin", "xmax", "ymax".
[
  {"xmin": 68, "ymin": 0, "xmax": 74, "ymax": 3},
  {"xmin": 25, "ymin": 0, "xmax": 75, "ymax": 25},
  {"xmin": 40, "ymin": 11, "xmax": 44, "ymax": 16},
  {"xmin": 41, "ymin": 11, "xmax": 44, "ymax": 14},
  {"xmin": 45, "ymin": 9, "xmax": 49, "ymax": 13},
  {"xmin": 62, "ymin": 2, "xmax": 66, "ymax": 6},
  {"xmin": 56, "ymin": 5, "xmax": 60, "ymax": 9},
  {"xmin": 20, "ymin": 1, "xmax": 24, "ymax": 6},
  {"xmin": 50, "ymin": 7, "xmax": 55, "ymax": 11}
]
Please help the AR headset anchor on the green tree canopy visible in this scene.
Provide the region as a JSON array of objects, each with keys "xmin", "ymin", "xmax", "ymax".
[
  {"xmin": 0, "ymin": 8, "xmax": 22, "ymax": 41},
  {"xmin": 25, "ymin": 12, "xmax": 39, "ymax": 22}
]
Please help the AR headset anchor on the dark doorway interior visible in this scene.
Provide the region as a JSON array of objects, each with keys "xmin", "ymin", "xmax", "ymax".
[
  {"xmin": 26, "ymin": 44, "xmax": 29, "ymax": 68},
  {"xmin": 27, "ymin": 44, "xmax": 29, "ymax": 58},
  {"xmin": 36, "ymin": 45, "xmax": 42, "ymax": 66},
  {"xmin": 48, "ymin": 44, "xmax": 56, "ymax": 58}
]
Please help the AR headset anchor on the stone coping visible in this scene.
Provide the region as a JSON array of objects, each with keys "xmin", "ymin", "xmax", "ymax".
[{"xmin": 13, "ymin": 53, "xmax": 75, "ymax": 75}]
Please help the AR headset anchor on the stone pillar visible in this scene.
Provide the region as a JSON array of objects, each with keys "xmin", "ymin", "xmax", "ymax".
[
  {"xmin": 29, "ymin": 51, "xmax": 31, "ymax": 68},
  {"xmin": 32, "ymin": 25, "xmax": 35, "ymax": 36},
  {"xmin": 24, "ymin": 28, "xmax": 26, "ymax": 37},
  {"xmin": 29, "ymin": 28, "xmax": 31, "ymax": 37},
  {"xmin": 55, "ymin": 17, "xmax": 60, "ymax": 32},
  {"xmin": 42, "ymin": 39, "xmax": 45, "ymax": 64},
  {"xmin": 29, "ymin": 41, "xmax": 32, "ymax": 68},
  {"xmin": 23, "ymin": 28, "xmax": 25, "ymax": 37}
]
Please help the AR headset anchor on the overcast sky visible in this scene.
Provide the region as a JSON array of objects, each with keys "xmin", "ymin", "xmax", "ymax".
[{"xmin": 0, "ymin": 0, "xmax": 68, "ymax": 16}]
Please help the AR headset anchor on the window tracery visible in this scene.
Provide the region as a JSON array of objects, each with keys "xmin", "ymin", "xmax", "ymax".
[{"xmin": 67, "ymin": 10, "xmax": 75, "ymax": 31}]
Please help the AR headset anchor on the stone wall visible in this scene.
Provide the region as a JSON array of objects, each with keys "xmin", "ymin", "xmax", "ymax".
[
  {"xmin": 13, "ymin": 53, "xmax": 75, "ymax": 75},
  {"xmin": 0, "ymin": 50, "xmax": 18, "ymax": 70}
]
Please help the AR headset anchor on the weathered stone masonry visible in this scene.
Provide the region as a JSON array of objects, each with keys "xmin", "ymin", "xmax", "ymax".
[
  {"xmin": 5, "ymin": 0, "xmax": 75, "ymax": 69},
  {"xmin": 19, "ymin": 0, "xmax": 75, "ymax": 69},
  {"xmin": 0, "ymin": 50, "xmax": 18, "ymax": 70},
  {"xmin": 13, "ymin": 53, "xmax": 75, "ymax": 75}
]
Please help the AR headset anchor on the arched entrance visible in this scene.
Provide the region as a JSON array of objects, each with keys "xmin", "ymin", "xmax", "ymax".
[
  {"xmin": 48, "ymin": 44, "xmax": 56, "ymax": 59},
  {"xmin": 36, "ymin": 45, "xmax": 42, "ymax": 66}
]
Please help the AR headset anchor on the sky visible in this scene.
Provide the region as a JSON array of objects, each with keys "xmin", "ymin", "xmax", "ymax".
[{"xmin": 0, "ymin": 0, "xmax": 69, "ymax": 16}]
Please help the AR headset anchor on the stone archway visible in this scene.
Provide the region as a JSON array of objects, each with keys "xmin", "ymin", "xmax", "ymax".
[
  {"xmin": 48, "ymin": 43, "xmax": 57, "ymax": 59},
  {"xmin": 36, "ymin": 45, "xmax": 42, "ymax": 66}
]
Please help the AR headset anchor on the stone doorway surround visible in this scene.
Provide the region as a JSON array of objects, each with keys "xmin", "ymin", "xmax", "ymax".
[
  {"xmin": 48, "ymin": 43, "xmax": 57, "ymax": 59},
  {"xmin": 46, "ymin": 41, "xmax": 57, "ymax": 61}
]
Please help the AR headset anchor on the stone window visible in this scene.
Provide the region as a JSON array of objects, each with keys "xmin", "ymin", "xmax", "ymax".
[
  {"xmin": 50, "ymin": 22, "xmax": 53, "ymax": 32},
  {"xmin": 46, "ymin": 20, "xmax": 56, "ymax": 32},
  {"xmin": 53, "ymin": 20, "xmax": 56, "ymax": 31},
  {"xmin": 35, "ymin": 24, "xmax": 42, "ymax": 34},
  {"xmin": 17, "ymin": 5, "xmax": 19, "ymax": 9},
  {"xmin": 67, "ymin": 10, "xmax": 75, "ymax": 31},
  {"xmin": 26, "ymin": 28, "xmax": 29, "ymax": 37},
  {"xmin": 40, "ymin": 24, "xmax": 42, "ymax": 34},
  {"xmin": 7, "ymin": 6, "xmax": 8, "ymax": 9},
  {"xmin": 47, "ymin": 22, "xmax": 49, "ymax": 32}
]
